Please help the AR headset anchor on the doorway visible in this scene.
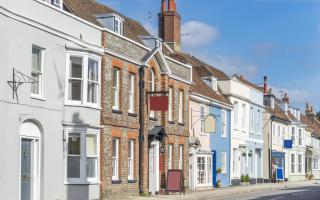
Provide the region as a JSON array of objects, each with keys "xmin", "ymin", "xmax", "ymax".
[{"xmin": 149, "ymin": 140, "xmax": 160, "ymax": 194}]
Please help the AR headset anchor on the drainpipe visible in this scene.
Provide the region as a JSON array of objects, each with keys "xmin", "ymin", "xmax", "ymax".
[{"xmin": 139, "ymin": 66, "xmax": 146, "ymax": 194}]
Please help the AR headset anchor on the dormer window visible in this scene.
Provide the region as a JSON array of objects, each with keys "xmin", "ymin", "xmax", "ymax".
[
  {"xmin": 51, "ymin": 0, "xmax": 62, "ymax": 8},
  {"xmin": 202, "ymin": 76, "xmax": 218, "ymax": 91},
  {"xmin": 96, "ymin": 13, "xmax": 124, "ymax": 36},
  {"xmin": 114, "ymin": 18, "xmax": 123, "ymax": 35}
]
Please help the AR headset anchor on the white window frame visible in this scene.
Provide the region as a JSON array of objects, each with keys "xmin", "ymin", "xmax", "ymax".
[
  {"xmin": 257, "ymin": 110, "xmax": 261, "ymax": 135},
  {"xmin": 298, "ymin": 129, "xmax": 303, "ymax": 147},
  {"xmin": 112, "ymin": 68, "xmax": 120, "ymax": 110},
  {"xmin": 297, "ymin": 153, "xmax": 303, "ymax": 174},
  {"xmin": 291, "ymin": 127, "xmax": 296, "ymax": 146},
  {"xmin": 65, "ymin": 52, "xmax": 101, "ymax": 108},
  {"xmin": 313, "ymin": 158, "xmax": 319, "ymax": 170},
  {"xmin": 87, "ymin": 58, "xmax": 99, "ymax": 105},
  {"xmin": 128, "ymin": 140, "xmax": 134, "ymax": 180},
  {"xmin": 196, "ymin": 155, "xmax": 212, "ymax": 186},
  {"xmin": 233, "ymin": 148, "xmax": 238, "ymax": 177},
  {"xmin": 278, "ymin": 125, "xmax": 281, "ymax": 145},
  {"xmin": 128, "ymin": 73, "xmax": 135, "ymax": 113},
  {"xmin": 249, "ymin": 107, "xmax": 254, "ymax": 133},
  {"xmin": 290, "ymin": 153, "xmax": 295, "ymax": 174},
  {"xmin": 31, "ymin": 45, "xmax": 45, "ymax": 99},
  {"xmin": 178, "ymin": 90, "xmax": 184, "ymax": 124},
  {"xmin": 178, "ymin": 145, "xmax": 183, "ymax": 170},
  {"xmin": 65, "ymin": 127, "xmax": 100, "ymax": 184},
  {"xmin": 242, "ymin": 104, "xmax": 246, "ymax": 131},
  {"xmin": 234, "ymin": 101, "xmax": 239, "ymax": 130},
  {"xmin": 168, "ymin": 87, "xmax": 173, "ymax": 121},
  {"xmin": 200, "ymin": 105, "xmax": 205, "ymax": 135},
  {"xmin": 112, "ymin": 138, "xmax": 119, "ymax": 181},
  {"xmin": 221, "ymin": 152, "xmax": 227, "ymax": 174},
  {"xmin": 114, "ymin": 17, "xmax": 123, "ymax": 35},
  {"xmin": 221, "ymin": 110, "xmax": 227, "ymax": 137},
  {"xmin": 149, "ymin": 69, "xmax": 155, "ymax": 118},
  {"xmin": 51, "ymin": 0, "xmax": 62, "ymax": 8},
  {"xmin": 168, "ymin": 144, "xmax": 173, "ymax": 170}
]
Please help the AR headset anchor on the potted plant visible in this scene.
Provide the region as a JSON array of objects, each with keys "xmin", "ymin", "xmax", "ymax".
[
  {"xmin": 216, "ymin": 180, "xmax": 222, "ymax": 188},
  {"xmin": 216, "ymin": 168, "xmax": 222, "ymax": 174},
  {"xmin": 240, "ymin": 174, "xmax": 250, "ymax": 186}
]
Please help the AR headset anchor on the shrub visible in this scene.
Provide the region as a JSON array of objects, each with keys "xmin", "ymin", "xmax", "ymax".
[
  {"xmin": 245, "ymin": 174, "xmax": 250, "ymax": 182},
  {"xmin": 216, "ymin": 168, "xmax": 222, "ymax": 174}
]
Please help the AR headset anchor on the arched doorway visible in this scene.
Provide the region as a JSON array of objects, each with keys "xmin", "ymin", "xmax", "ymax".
[{"xmin": 20, "ymin": 121, "xmax": 41, "ymax": 200}]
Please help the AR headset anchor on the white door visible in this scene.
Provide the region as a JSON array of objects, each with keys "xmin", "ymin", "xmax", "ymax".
[
  {"xmin": 20, "ymin": 138, "xmax": 40, "ymax": 200},
  {"xmin": 149, "ymin": 141, "xmax": 159, "ymax": 194},
  {"xmin": 189, "ymin": 155, "xmax": 195, "ymax": 191}
]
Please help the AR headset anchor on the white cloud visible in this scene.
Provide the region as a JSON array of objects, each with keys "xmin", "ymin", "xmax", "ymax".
[
  {"xmin": 181, "ymin": 21, "xmax": 219, "ymax": 49},
  {"xmin": 269, "ymin": 86, "xmax": 311, "ymax": 105},
  {"xmin": 143, "ymin": 22, "xmax": 158, "ymax": 37}
]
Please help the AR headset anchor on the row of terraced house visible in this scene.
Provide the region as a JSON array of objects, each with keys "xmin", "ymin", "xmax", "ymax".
[{"xmin": 1, "ymin": 0, "xmax": 319, "ymax": 200}]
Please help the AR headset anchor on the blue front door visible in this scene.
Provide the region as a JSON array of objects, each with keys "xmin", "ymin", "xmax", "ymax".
[{"xmin": 212, "ymin": 150, "xmax": 217, "ymax": 187}]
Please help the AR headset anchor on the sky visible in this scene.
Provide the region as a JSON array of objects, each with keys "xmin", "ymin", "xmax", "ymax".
[{"xmin": 98, "ymin": 0, "xmax": 320, "ymax": 111}]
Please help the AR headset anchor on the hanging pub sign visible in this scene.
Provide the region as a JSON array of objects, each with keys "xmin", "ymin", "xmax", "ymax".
[
  {"xmin": 204, "ymin": 115, "xmax": 217, "ymax": 133},
  {"xmin": 150, "ymin": 96, "xmax": 168, "ymax": 111},
  {"xmin": 284, "ymin": 140, "xmax": 293, "ymax": 149}
]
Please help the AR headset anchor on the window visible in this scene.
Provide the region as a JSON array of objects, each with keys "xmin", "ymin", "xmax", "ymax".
[
  {"xmin": 128, "ymin": 140, "xmax": 134, "ymax": 180},
  {"xmin": 168, "ymin": 87, "xmax": 173, "ymax": 121},
  {"xmin": 31, "ymin": 46, "xmax": 43, "ymax": 96},
  {"xmin": 242, "ymin": 104, "xmax": 246, "ymax": 130},
  {"xmin": 168, "ymin": 144, "xmax": 173, "ymax": 170},
  {"xmin": 298, "ymin": 129, "xmax": 303, "ymax": 146},
  {"xmin": 221, "ymin": 110, "xmax": 227, "ymax": 137},
  {"xmin": 313, "ymin": 158, "xmax": 319, "ymax": 170},
  {"xmin": 257, "ymin": 110, "xmax": 261, "ymax": 134},
  {"xmin": 278, "ymin": 126, "xmax": 281, "ymax": 145},
  {"xmin": 149, "ymin": 69, "xmax": 155, "ymax": 118},
  {"xmin": 197, "ymin": 156, "xmax": 212, "ymax": 185},
  {"xmin": 234, "ymin": 101, "xmax": 239, "ymax": 129},
  {"xmin": 178, "ymin": 145, "xmax": 183, "ymax": 170},
  {"xmin": 272, "ymin": 124, "xmax": 275, "ymax": 145},
  {"xmin": 51, "ymin": 0, "xmax": 61, "ymax": 7},
  {"xmin": 178, "ymin": 90, "xmax": 184, "ymax": 123},
  {"xmin": 87, "ymin": 59, "xmax": 99, "ymax": 104},
  {"xmin": 290, "ymin": 154, "xmax": 295, "ymax": 174},
  {"xmin": 112, "ymin": 68, "xmax": 120, "ymax": 110},
  {"xmin": 112, "ymin": 138, "xmax": 119, "ymax": 180},
  {"xmin": 200, "ymin": 105, "xmax": 205, "ymax": 134},
  {"xmin": 249, "ymin": 107, "xmax": 254, "ymax": 133},
  {"xmin": 298, "ymin": 154, "xmax": 303, "ymax": 173},
  {"xmin": 282, "ymin": 127, "xmax": 285, "ymax": 145},
  {"xmin": 291, "ymin": 127, "xmax": 296, "ymax": 145},
  {"xmin": 211, "ymin": 77, "xmax": 218, "ymax": 91},
  {"xmin": 233, "ymin": 148, "xmax": 238, "ymax": 176},
  {"xmin": 114, "ymin": 18, "xmax": 123, "ymax": 35},
  {"xmin": 67, "ymin": 53, "xmax": 100, "ymax": 106},
  {"xmin": 66, "ymin": 129, "xmax": 99, "ymax": 183},
  {"xmin": 221, "ymin": 152, "xmax": 227, "ymax": 174},
  {"xmin": 128, "ymin": 73, "xmax": 135, "ymax": 113}
]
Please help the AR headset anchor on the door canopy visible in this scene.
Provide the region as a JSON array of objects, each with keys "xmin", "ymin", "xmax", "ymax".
[{"xmin": 148, "ymin": 126, "xmax": 167, "ymax": 142}]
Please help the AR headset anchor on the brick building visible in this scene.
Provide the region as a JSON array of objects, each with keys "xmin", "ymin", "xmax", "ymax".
[{"xmin": 64, "ymin": 0, "xmax": 192, "ymax": 198}]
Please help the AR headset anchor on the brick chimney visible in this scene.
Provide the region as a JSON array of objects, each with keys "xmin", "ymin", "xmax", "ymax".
[
  {"xmin": 283, "ymin": 92, "xmax": 289, "ymax": 104},
  {"xmin": 263, "ymin": 76, "xmax": 268, "ymax": 95},
  {"xmin": 159, "ymin": 0, "xmax": 181, "ymax": 52}
]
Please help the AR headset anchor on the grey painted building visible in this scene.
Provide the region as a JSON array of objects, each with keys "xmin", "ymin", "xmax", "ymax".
[{"xmin": 0, "ymin": 0, "xmax": 103, "ymax": 199}]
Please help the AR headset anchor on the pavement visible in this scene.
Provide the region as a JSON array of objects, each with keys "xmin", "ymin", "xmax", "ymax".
[{"xmin": 132, "ymin": 180, "xmax": 320, "ymax": 200}]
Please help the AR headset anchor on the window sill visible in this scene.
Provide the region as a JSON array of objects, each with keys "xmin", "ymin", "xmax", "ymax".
[
  {"xmin": 31, "ymin": 95, "xmax": 47, "ymax": 101},
  {"xmin": 168, "ymin": 121, "xmax": 175, "ymax": 124},
  {"xmin": 64, "ymin": 102, "xmax": 101, "ymax": 110},
  {"xmin": 149, "ymin": 117, "xmax": 158, "ymax": 121},
  {"xmin": 112, "ymin": 109, "xmax": 123, "ymax": 114},
  {"xmin": 112, "ymin": 180, "xmax": 122, "ymax": 184},
  {"xmin": 178, "ymin": 123, "xmax": 185, "ymax": 126},
  {"xmin": 65, "ymin": 181, "xmax": 100, "ymax": 185},
  {"xmin": 128, "ymin": 113, "xmax": 138, "ymax": 117},
  {"xmin": 128, "ymin": 180, "xmax": 137, "ymax": 184}
]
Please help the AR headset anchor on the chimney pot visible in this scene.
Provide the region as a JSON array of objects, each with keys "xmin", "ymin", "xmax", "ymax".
[{"xmin": 263, "ymin": 76, "xmax": 268, "ymax": 95}]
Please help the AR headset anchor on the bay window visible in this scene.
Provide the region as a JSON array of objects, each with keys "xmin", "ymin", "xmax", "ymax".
[
  {"xmin": 128, "ymin": 140, "xmax": 134, "ymax": 180},
  {"xmin": 128, "ymin": 73, "xmax": 135, "ymax": 113},
  {"xmin": 112, "ymin": 68, "xmax": 120, "ymax": 110},
  {"xmin": 66, "ymin": 128, "xmax": 99, "ymax": 183},
  {"xmin": 66, "ymin": 53, "xmax": 100, "ymax": 106},
  {"xmin": 112, "ymin": 138, "xmax": 119, "ymax": 180},
  {"xmin": 31, "ymin": 46, "xmax": 44, "ymax": 97}
]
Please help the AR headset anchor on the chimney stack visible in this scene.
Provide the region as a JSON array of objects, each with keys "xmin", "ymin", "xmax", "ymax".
[
  {"xmin": 159, "ymin": 0, "xmax": 181, "ymax": 52},
  {"xmin": 283, "ymin": 92, "xmax": 289, "ymax": 104},
  {"xmin": 263, "ymin": 76, "xmax": 268, "ymax": 95}
]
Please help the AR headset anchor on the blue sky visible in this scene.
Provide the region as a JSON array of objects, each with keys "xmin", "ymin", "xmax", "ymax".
[{"xmin": 98, "ymin": 0, "xmax": 320, "ymax": 111}]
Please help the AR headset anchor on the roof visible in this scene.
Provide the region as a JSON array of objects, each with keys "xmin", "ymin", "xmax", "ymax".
[
  {"xmin": 191, "ymin": 70, "xmax": 232, "ymax": 107},
  {"xmin": 301, "ymin": 114, "xmax": 320, "ymax": 136},
  {"xmin": 234, "ymin": 75, "xmax": 263, "ymax": 92},
  {"xmin": 265, "ymin": 104, "xmax": 290, "ymax": 123},
  {"xmin": 64, "ymin": 0, "xmax": 150, "ymax": 44},
  {"xmin": 167, "ymin": 53, "xmax": 230, "ymax": 79}
]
